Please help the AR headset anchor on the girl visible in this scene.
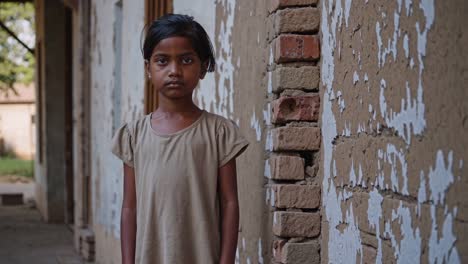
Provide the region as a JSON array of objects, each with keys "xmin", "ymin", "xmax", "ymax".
[{"xmin": 112, "ymin": 14, "xmax": 248, "ymax": 264}]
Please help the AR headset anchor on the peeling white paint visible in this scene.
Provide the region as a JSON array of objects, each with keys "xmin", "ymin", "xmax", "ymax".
[
  {"xmin": 379, "ymin": 79, "xmax": 387, "ymax": 119},
  {"xmin": 367, "ymin": 150, "xmax": 460, "ymax": 264},
  {"xmin": 262, "ymin": 103, "xmax": 271, "ymax": 126},
  {"xmin": 322, "ymin": 1, "xmax": 363, "ymax": 262},
  {"xmin": 349, "ymin": 160, "xmax": 357, "ymax": 186},
  {"xmin": 428, "ymin": 150, "xmax": 454, "ymax": 206},
  {"xmin": 368, "ymin": 189, "xmax": 383, "ymax": 263},
  {"xmin": 258, "ymin": 238, "xmax": 264, "ymax": 264},
  {"xmin": 250, "ymin": 109, "xmax": 262, "ymax": 141},
  {"xmin": 385, "ymin": 144, "xmax": 409, "ymax": 195},
  {"xmin": 353, "ymin": 71, "xmax": 360, "ymax": 85},
  {"xmin": 417, "ymin": 171, "xmax": 426, "ymax": 215},
  {"xmin": 268, "ymin": 46, "xmax": 274, "ymax": 66},
  {"xmin": 214, "ymin": 0, "xmax": 236, "ymax": 117},
  {"xmin": 322, "ymin": 0, "xmax": 460, "ymax": 263},
  {"xmin": 344, "ymin": 0, "xmax": 352, "ymax": 27},
  {"xmin": 264, "ymin": 159, "xmax": 271, "ymax": 178},
  {"xmin": 181, "ymin": 0, "xmax": 237, "ymax": 118},
  {"xmin": 337, "ymin": 90, "xmax": 346, "ymax": 113},
  {"xmin": 404, "ymin": 0, "xmax": 413, "ymax": 16},
  {"xmin": 358, "ymin": 164, "xmax": 365, "ymax": 187},
  {"xmin": 270, "ymin": 187, "xmax": 275, "ymax": 207},
  {"xmin": 385, "ymin": 201, "xmax": 422, "ymax": 263},
  {"xmin": 403, "ymin": 34, "xmax": 410, "ymax": 58},
  {"xmin": 429, "ymin": 206, "xmax": 460, "ymax": 264},
  {"xmin": 267, "ymin": 71, "xmax": 273, "ymax": 94},
  {"xmin": 377, "ymin": 0, "xmax": 435, "ymax": 144}
]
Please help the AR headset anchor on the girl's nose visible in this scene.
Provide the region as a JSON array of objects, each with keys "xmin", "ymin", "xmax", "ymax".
[{"xmin": 168, "ymin": 61, "xmax": 182, "ymax": 77}]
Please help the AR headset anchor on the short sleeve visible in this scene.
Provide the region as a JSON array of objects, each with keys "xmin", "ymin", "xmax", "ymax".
[
  {"xmin": 111, "ymin": 124, "xmax": 135, "ymax": 167},
  {"xmin": 217, "ymin": 119, "xmax": 249, "ymax": 167}
]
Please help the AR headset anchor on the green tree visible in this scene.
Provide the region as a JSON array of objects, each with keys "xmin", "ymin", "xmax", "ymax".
[{"xmin": 0, "ymin": 2, "xmax": 35, "ymax": 94}]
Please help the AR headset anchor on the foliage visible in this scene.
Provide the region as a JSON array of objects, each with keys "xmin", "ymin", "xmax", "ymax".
[
  {"xmin": 0, "ymin": 2, "xmax": 35, "ymax": 94},
  {"xmin": 0, "ymin": 156, "xmax": 34, "ymax": 178}
]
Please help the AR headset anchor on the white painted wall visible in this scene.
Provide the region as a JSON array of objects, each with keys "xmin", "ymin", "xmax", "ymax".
[
  {"xmin": 174, "ymin": 0, "xmax": 237, "ymax": 119},
  {"xmin": 90, "ymin": 0, "xmax": 145, "ymax": 238}
]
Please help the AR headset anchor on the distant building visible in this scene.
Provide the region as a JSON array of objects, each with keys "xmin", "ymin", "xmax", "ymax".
[{"xmin": 0, "ymin": 84, "xmax": 35, "ymax": 160}]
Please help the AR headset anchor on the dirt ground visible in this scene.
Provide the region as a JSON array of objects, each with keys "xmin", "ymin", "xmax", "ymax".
[{"xmin": 0, "ymin": 203, "xmax": 91, "ymax": 263}]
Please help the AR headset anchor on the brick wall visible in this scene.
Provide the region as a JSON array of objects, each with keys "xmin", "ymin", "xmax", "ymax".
[{"xmin": 266, "ymin": 1, "xmax": 321, "ymax": 263}]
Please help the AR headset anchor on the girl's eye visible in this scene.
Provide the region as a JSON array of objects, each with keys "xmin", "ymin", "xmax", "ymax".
[
  {"xmin": 181, "ymin": 57, "xmax": 193, "ymax": 64},
  {"xmin": 155, "ymin": 57, "xmax": 168, "ymax": 65}
]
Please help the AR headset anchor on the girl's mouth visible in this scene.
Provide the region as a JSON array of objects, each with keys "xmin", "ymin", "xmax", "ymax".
[{"xmin": 165, "ymin": 80, "xmax": 184, "ymax": 88}]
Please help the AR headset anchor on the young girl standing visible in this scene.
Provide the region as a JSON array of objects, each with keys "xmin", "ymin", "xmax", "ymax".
[{"xmin": 112, "ymin": 14, "xmax": 248, "ymax": 264}]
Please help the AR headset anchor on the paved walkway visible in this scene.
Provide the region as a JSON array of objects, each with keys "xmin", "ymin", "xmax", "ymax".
[{"xmin": 0, "ymin": 182, "xmax": 89, "ymax": 264}]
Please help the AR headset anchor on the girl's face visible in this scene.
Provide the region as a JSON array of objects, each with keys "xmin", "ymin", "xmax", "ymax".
[{"xmin": 146, "ymin": 36, "xmax": 206, "ymax": 100}]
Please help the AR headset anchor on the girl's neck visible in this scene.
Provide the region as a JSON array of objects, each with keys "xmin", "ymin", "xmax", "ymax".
[{"xmin": 156, "ymin": 96, "xmax": 200, "ymax": 114}]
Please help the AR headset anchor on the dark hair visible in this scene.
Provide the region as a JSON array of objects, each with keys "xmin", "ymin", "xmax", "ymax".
[{"xmin": 142, "ymin": 14, "xmax": 216, "ymax": 72}]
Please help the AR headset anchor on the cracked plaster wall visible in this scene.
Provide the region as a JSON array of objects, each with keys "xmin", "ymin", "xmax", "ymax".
[{"xmin": 320, "ymin": 0, "xmax": 467, "ymax": 263}]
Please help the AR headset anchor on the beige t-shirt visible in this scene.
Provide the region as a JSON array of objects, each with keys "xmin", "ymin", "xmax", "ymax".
[{"xmin": 111, "ymin": 110, "xmax": 248, "ymax": 264}]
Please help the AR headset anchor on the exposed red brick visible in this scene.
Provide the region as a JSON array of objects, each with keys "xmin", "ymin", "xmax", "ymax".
[
  {"xmin": 273, "ymin": 239, "xmax": 288, "ymax": 262},
  {"xmin": 273, "ymin": 211, "xmax": 320, "ymax": 237},
  {"xmin": 272, "ymin": 95, "xmax": 320, "ymax": 124},
  {"xmin": 272, "ymin": 66, "xmax": 320, "ymax": 93},
  {"xmin": 269, "ymin": 0, "xmax": 319, "ymax": 13},
  {"xmin": 274, "ymin": 7, "xmax": 320, "ymax": 34},
  {"xmin": 271, "ymin": 127, "xmax": 321, "ymax": 151},
  {"xmin": 278, "ymin": 241, "xmax": 320, "ymax": 264},
  {"xmin": 272, "ymin": 185, "xmax": 321, "ymax": 209},
  {"xmin": 269, "ymin": 155, "xmax": 305, "ymax": 180},
  {"xmin": 274, "ymin": 34, "xmax": 320, "ymax": 63}
]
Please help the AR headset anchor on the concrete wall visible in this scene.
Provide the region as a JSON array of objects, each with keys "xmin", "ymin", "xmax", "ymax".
[
  {"xmin": 320, "ymin": 0, "xmax": 467, "ymax": 263},
  {"xmin": 34, "ymin": 0, "xmax": 69, "ymax": 223},
  {"xmin": 0, "ymin": 103, "xmax": 35, "ymax": 159},
  {"xmin": 88, "ymin": 0, "xmax": 145, "ymax": 263}
]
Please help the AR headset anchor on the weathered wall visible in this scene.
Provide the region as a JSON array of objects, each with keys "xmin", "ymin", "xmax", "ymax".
[
  {"xmin": 174, "ymin": 1, "xmax": 272, "ymax": 262},
  {"xmin": 88, "ymin": 0, "xmax": 145, "ymax": 263},
  {"xmin": 34, "ymin": 0, "xmax": 69, "ymax": 223},
  {"xmin": 320, "ymin": 0, "xmax": 467, "ymax": 263}
]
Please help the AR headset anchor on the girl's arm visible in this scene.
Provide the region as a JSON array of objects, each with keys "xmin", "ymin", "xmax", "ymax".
[
  {"xmin": 121, "ymin": 163, "xmax": 137, "ymax": 264},
  {"xmin": 218, "ymin": 159, "xmax": 240, "ymax": 264}
]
